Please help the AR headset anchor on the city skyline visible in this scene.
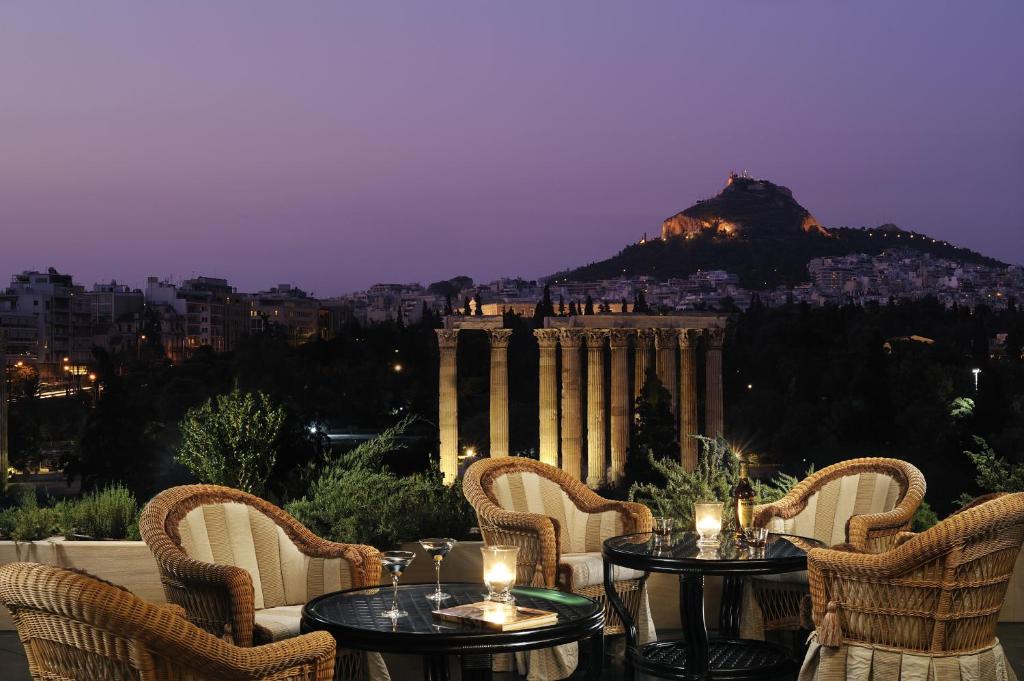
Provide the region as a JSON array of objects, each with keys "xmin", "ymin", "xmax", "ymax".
[{"xmin": 2, "ymin": 2, "xmax": 1022, "ymax": 295}]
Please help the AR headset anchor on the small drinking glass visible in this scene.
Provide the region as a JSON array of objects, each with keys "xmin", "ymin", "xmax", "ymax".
[
  {"xmin": 419, "ymin": 538, "xmax": 456, "ymax": 602},
  {"xmin": 652, "ymin": 516, "xmax": 674, "ymax": 538},
  {"xmin": 380, "ymin": 551, "xmax": 415, "ymax": 618},
  {"xmin": 744, "ymin": 526, "xmax": 769, "ymax": 548}
]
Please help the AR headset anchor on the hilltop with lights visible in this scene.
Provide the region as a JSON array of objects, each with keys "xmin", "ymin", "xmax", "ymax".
[{"xmin": 555, "ymin": 173, "xmax": 1007, "ymax": 289}]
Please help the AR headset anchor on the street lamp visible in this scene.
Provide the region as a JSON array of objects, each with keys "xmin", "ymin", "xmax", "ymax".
[{"xmin": 972, "ymin": 368, "xmax": 981, "ymax": 392}]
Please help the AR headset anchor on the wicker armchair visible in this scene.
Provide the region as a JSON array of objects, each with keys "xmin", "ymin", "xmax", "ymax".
[
  {"xmin": 0, "ymin": 562, "xmax": 336, "ymax": 680},
  {"xmin": 463, "ymin": 457, "xmax": 654, "ymax": 636},
  {"xmin": 743, "ymin": 457, "xmax": 926, "ymax": 639},
  {"xmin": 140, "ymin": 484, "xmax": 383, "ymax": 679},
  {"xmin": 800, "ymin": 492, "xmax": 1024, "ymax": 681}
]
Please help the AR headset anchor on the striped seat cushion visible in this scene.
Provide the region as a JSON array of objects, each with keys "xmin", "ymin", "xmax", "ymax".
[
  {"xmin": 558, "ymin": 552, "xmax": 645, "ymax": 591},
  {"xmin": 176, "ymin": 502, "xmax": 353, "ymax": 611},
  {"xmin": 765, "ymin": 472, "xmax": 902, "ymax": 547},
  {"xmin": 254, "ymin": 604, "xmax": 304, "ymax": 641},
  {"xmin": 488, "ymin": 471, "xmax": 626, "ymax": 553}
]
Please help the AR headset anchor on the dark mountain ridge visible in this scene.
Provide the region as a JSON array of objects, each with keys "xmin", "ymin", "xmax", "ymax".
[{"xmin": 554, "ymin": 174, "xmax": 1007, "ymax": 288}]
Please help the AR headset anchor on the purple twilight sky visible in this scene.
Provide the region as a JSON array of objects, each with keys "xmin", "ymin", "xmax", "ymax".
[{"xmin": 1, "ymin": 2, "xmax": 1022, "ymax": 296}]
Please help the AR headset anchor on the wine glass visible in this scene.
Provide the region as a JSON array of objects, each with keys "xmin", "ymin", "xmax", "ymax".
[
  {"xmin": 419, "ymin": 538, "xmax": 456, "ymax": 602},
  {"xmin": 380, "ymin": 551, "xmax": 415, "ymax": 618}
]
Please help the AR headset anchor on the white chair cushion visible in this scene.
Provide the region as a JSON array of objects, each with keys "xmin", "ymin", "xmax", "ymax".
[
  {"xmin": 557, "ymin": 552, "xmax": 644, "ymax": 591},
  {"xmin": 177, "ymin": 502, "xmax": 354, "ymax": 609},
  {"xmin": 254, "ymin": 604, "xmax": 304, "ymax": 641}
]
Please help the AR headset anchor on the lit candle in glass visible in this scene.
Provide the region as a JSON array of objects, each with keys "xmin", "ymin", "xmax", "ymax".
[
  {"xmin": 481, "ymin": 545, "xmax": 519, "ymax": 603},
  {"xmin": 694, "ymin": 502, "xmax": 724, "ymax": 545}
]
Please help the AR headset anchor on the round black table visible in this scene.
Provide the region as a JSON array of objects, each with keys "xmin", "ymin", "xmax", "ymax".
[
  {"xmin": 602, "ymin": 531, "xmax": 825, "ymax": 680},
  {"xmin": 302, "ymin": 582, "xmax": 604, "ymax": 681}
]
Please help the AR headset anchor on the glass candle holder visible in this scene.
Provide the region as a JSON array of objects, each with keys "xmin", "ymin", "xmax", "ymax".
[
  {"xmin": 481, "ymin": 545, "xmax": 519, "ymax": 603},
  {"xmin": 694, "ymin": 502, "xmax": 724, "ymax": 546}
]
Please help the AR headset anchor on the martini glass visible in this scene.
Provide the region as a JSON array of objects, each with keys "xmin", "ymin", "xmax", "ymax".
[
  {"xmin": 419, "ymin": 538, "xmax": 457, "ymax": 601},
  {"xmin": 380, "ymin": 551, "xmax": 415, "ymax": 618}
]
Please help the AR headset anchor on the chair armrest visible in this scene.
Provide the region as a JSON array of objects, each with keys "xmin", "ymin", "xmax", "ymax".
[
  {"xmin": 477, "ymin": 505, "xmax": 560, "ymax": 588},
  {"xmin": 295, "ymin": 538, "xmax": 382, "ymax": 588},
  {"xmin": 150, "ymin": 547, "xmax": 256, "ymax": 646},
  {"xmin": 235, "ymin": 631, "xmax": 337, "ymax": 679},
  {"xmin": 848, "ymin": 507, "xmax": 915, "ymax": 551},
  {"xmin": 574, "ymin": 497, "xmax": 654, "ymax": 535}
]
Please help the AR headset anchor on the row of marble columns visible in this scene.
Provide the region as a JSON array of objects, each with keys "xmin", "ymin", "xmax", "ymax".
[{"xmin": 435, "ymin": 326, "xmax": 724, "ymax": 486}]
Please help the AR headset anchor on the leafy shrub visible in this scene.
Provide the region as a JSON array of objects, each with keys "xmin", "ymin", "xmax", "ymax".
[
  {"xmin": 752, "ymin": 464, "xmax": 815, "ymax": 505},
  {"xmin": 66, "ymin": 485, "xmax": 140, "ymax": 540},
  {"xmin": 0, "ymin": 485, "xmax": 139, "ymax": 541},
  {"xmin": 912, "ymin": 500, "xmax": 939, "ymax": 532},
  {"xmin": 176, "ymin": 387, "xmax": 286, "ymax": 496},
  {"xmin": 287, "ymin": 417, "xmax": 475, "ymax": 548},
  {"xmin": 956, "ymin": 435, "xmax": 1024, "ymax": 507},
  {"xmin": 0, "ymin": 492, "xmax": 61, "ymax": 541},
  {"xmin": 629, "ymin": 436, "xmax": 740, "ymax": 530}
]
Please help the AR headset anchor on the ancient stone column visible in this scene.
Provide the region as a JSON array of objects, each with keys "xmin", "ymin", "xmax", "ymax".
[
  {"xmin": 705, "ymin": 327, "xmax": 725, "ymax": 438},
  {"xmin": 633, "ymin": 329, "xmax": 654, "ymax": 401},
  {"xmin": 559, "ymin": 329, "xmax": 584, "ymax": 480},
  {"xmin": 655, "ymin": 328, "xmax": 679, "ymax": 409},
  {"xmin": 584, "ymin": 330, "xmax": 607, "ymax": 488},
  {"xmin": 487, "ymin": 329, "xmax": 513, "ymax": 458},
  {"xmin": 679, "ymin": 329, "xmax": 700, "ymax": 471},
  {"xmin": 609, "ymin": 329, "xmax": 631, "ymax": 485},
  {"xmin": 534, "ymin": 329, "xmax": 561, "ymax": 469},
  {"xmin": 436, "ymin": 329, "xmax": 460, "ymax": 485}
]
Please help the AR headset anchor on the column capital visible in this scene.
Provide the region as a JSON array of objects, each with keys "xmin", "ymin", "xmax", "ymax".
[
  {"xmin": 435, "ymin": 328, "xmax": 459, "ymax": 349},
  {"xmin": 654, "ymin": 328, "xmax": 678, "ymax": 349},
  {"xmin": 678, "ymin": 328, "xmax": 701, "ymax": 349},
  {"xmin": 559, "ymin": 328, "xmax": 584, "ymax": 348},
  {"xmin": 533, "ymin": 328, "xmax": 561, "ymax": 349},
  {"xmin": 487, "ymin": 328, "xmax": 513, "ymax": 348},
  {"xmin": 634, "ymin": 328, "xmax": 655, "ymax": 348},
  {"xmin": 706, "ymin": 327, "xmax": 725, "ymax": 349},
  {"xmin": 609, "ymin": 328, "xmax": 632, "ymax": 349},
  {"xmin": 583, "ymin": 329, "xmax": 607, "ymax": 349}
]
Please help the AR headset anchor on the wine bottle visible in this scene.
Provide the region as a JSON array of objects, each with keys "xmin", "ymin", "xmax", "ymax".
[{"xmin": 732, "ymin": 460, "xmax": 756, "ymax": 533}]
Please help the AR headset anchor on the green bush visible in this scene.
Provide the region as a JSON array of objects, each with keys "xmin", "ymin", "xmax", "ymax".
[
  {"xmin": 628, "ymin": 438, "xmax": 822, "ymax": 531},
  {"xmin": 67, "ymin": 485, "xmax": 140, "ymax": 540},
  {"xmin": 912, "ymin": 500, "xmax": 939, "ymax": 532},
  {"xmin": 0, "ymin": 485, "xmax": 139, "ymax": 541},
  {"xmin": 0, "ymin": 491, "xmax": 61, "ymax": 541},
  {"xmin": 628, "ymin": 436, "xmax": 740, "ymax": 530},
  {"xmin": 752, "ymin": 464, "xmax": 815, "ymax": 505},
  {"xmin": 176, "ymin": 387, "xmax": 286, "ymax": 496},
  {"xmin": 287, "ymin": 417, "xmax": 475, "ymax": 548}
]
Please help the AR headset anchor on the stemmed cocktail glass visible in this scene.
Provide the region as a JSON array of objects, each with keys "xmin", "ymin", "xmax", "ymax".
[
  {"xmin": 419, "ymin": 538, "xmax": 456, "ymax": 601},
  {"xmin": 380, "ymin": 551, "xmax": 415, "ymax": 618}
]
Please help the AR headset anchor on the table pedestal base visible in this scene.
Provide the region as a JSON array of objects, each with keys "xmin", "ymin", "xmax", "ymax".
[{"xmin": 630, "ymin": 639, "xmax": 794, "ymax": 681}]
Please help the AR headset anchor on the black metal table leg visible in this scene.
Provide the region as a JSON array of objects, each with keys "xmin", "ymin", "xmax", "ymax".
[
  {"xmin": 460, "ymin": 653, "xmax": 492, "ymax": 681},
  {"xmin": 585, "ymin": 630, "xmax": 605, "ymax": 681},
  {"xmin": 680, "ymin": 572, "xmax": 709, "ymax": 678},
  {"xmin": 604, "ymin": 557, "xmax": 638, "ymax": 649},
  {"xmin": 718, "ymin": 575, "xmax": 743, "ymax": 639},
  {"xmin": 422, "ymin": 653, "xmax": 450, "ymax": 681}
]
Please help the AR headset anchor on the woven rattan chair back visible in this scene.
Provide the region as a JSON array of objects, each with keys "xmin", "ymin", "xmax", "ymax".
[
  {"xmin": 809, "ymin": 492, "xmax": 1024, "ymax": 654},
  {"xmin": 140, "ymin": 484, "xmax": 377, "ymax": 645},
  {"xmin": 0, "ymin": 562, "xmax": 336, "ymax": 681},
  {"xmin": 754, "ymin": 457, "xmax": 926, "ymax": 551}
]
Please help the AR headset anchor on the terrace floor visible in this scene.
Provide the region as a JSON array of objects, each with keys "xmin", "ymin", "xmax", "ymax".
[{"xmin": 2, "ymin": 626, "xmax": 1023, "ymax": 679}]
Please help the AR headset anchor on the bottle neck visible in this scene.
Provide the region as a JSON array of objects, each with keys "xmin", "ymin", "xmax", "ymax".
[{"xmin": 738, "ymin": 462, "xmax": 749, "ymax": 480}]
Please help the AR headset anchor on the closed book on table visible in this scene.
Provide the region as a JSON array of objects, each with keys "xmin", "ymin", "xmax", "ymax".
[{"xmin": 432, "ymin": 601, "xmax": 558, "ymax": 632}]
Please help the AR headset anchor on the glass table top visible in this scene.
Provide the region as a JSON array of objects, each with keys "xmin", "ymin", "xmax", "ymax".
[
  {"xmin": 303, "ymin": 583, "xmax": 601, "ymax": 636},
  {"xmin": 603, "ymin": 531, "xmax": 825, "ymax": 574}
]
